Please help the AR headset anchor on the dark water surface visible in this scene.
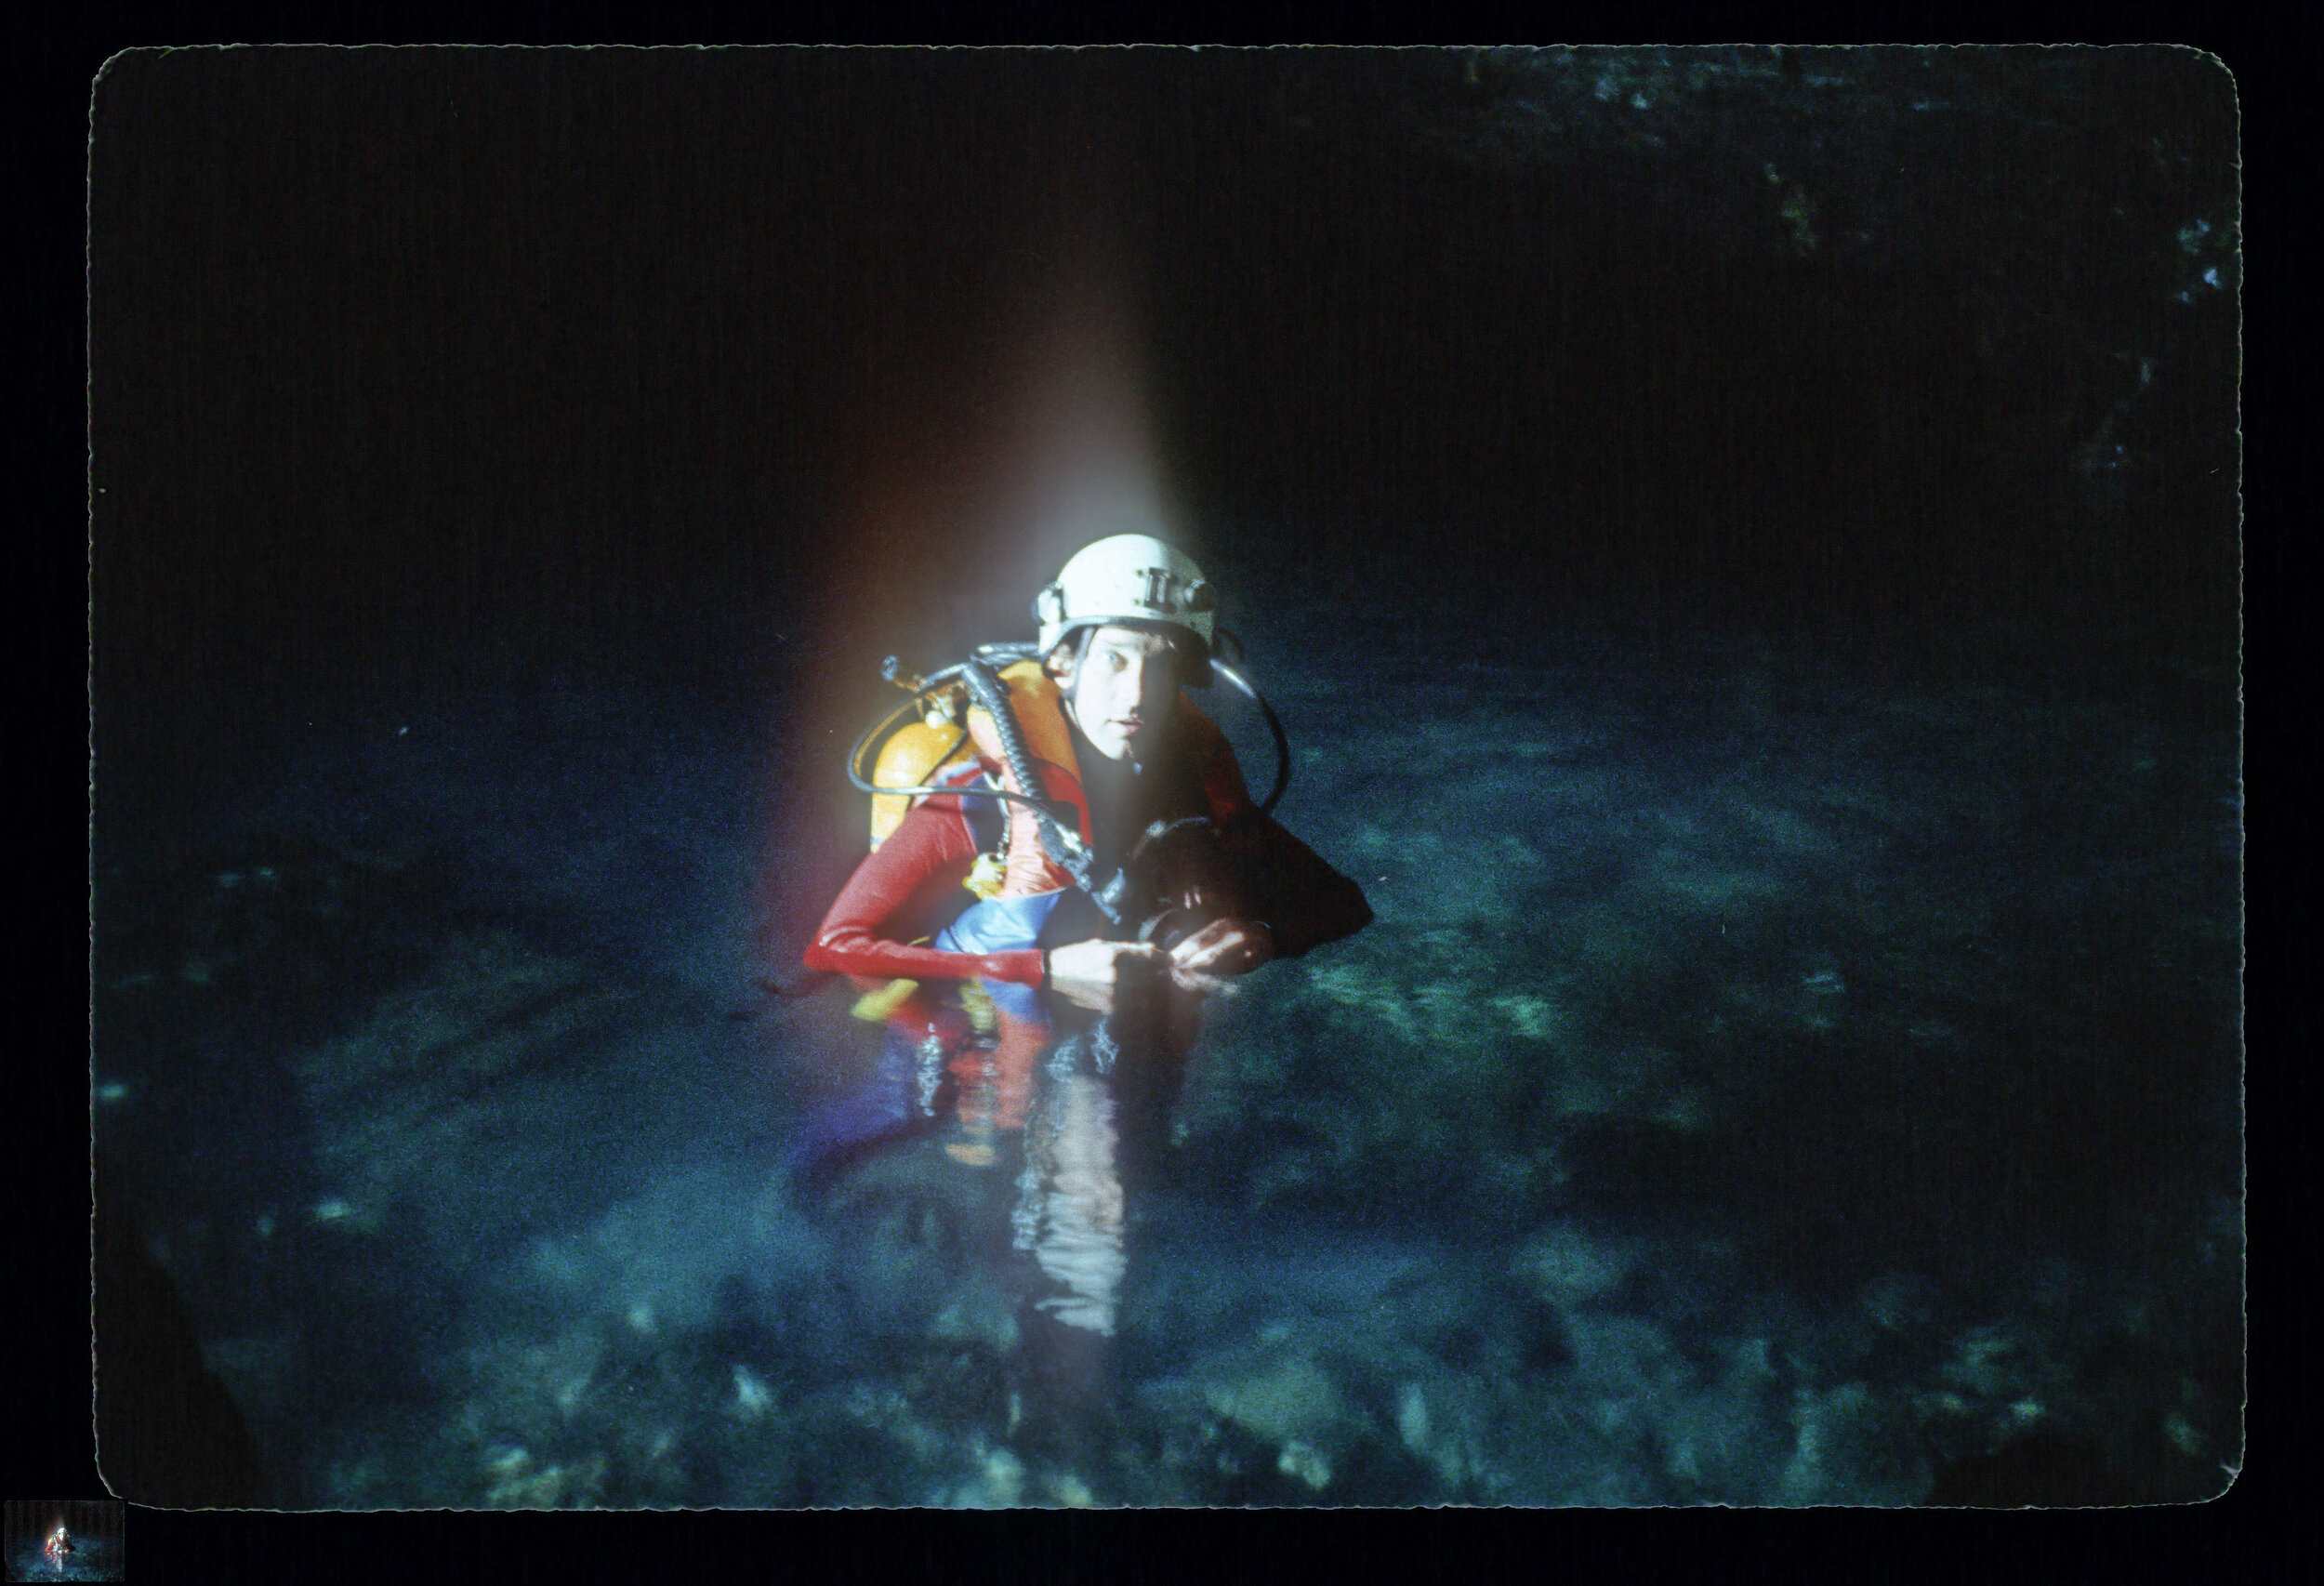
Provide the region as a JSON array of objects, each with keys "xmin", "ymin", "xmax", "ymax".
[{"xmin": 90, "ymin": 613, "xmax": 2240, "ymax": 1508}]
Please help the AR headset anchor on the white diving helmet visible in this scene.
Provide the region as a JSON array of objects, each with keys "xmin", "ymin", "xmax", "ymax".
[{"xmin": 1032, "ymin": 534, "xmax": 1218, "ymax": 675}]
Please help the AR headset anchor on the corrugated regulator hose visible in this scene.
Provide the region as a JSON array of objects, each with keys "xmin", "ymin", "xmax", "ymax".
[{"xmin": 957, "ymin": 657, "xmax": 1127, "ymax": 925}]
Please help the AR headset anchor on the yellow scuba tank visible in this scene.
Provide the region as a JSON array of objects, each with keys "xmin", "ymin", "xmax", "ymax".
[
  {"xmin": 867, "ymin": 673, "xmax": 976, "ymax": 851},
  {"xmin": 867, "ymin": 659, "xmax": 1074, "ymax": 892}
]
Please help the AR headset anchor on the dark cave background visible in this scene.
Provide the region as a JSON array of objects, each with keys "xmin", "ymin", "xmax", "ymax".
[{"xmin": 90, "ymin": 46, "xmax": 2237, "ymax": 788}]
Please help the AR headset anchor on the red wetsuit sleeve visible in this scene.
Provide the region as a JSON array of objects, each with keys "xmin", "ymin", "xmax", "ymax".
[{"xmin": 800, "ymin": 796, "xmax": 1048, "ymax": 986}]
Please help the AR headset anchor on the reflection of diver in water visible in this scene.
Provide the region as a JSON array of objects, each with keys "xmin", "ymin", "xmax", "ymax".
[{"xmin": 789, "ymin": 535, "xmax": 1371, "ymax": 1470}]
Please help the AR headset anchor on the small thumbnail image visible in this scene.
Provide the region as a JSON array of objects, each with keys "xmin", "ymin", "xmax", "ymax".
[{"xmin": 5, "ymin": 1501, "xmax": 124, "ymax": 1582}]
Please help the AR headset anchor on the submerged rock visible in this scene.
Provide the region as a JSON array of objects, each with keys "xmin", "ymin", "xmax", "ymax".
[
  {"xmin": 289, "ymin": 928, "xmax": 689, "ymax": 1256},
  {"xmin": 1199, "ymin": 1347, "xmax": 1353, "ymax": 1449}
]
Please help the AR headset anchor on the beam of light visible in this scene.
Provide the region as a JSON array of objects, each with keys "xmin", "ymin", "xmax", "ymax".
[
  {"xmin": 760, "ymin": 236, "xmax": 1189, "ymax": 970},
  {"xmin": 831, "ymin": 239, "xmax": 1183, "ymax": 662}
]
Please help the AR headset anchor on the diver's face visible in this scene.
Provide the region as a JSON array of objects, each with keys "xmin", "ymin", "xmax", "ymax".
[{"xmin": 1060, "ymin": 626, "xmax": 1181, "ymax": 762}]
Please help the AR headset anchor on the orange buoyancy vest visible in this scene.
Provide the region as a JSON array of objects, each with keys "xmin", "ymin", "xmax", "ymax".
[{"xmin": 962, "ymin": 661, "xmax": 1252, "ymax": 902}]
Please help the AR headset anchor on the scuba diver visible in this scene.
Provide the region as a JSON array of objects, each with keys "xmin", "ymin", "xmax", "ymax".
[
  {"xmin": 789, "ymin": 531, "xmax": 1370, "ymax": 1487},
  {"xmin": 42, "ymin": 1523, "xmax": 71, "ymax": 1570},
  {"xmin": 804, "ymin": 533, "xmax": 1372, "ymax": 992},
  {"xmin": 793, "ymin": 531, "xmax": 1371, "ymax": 1172}
]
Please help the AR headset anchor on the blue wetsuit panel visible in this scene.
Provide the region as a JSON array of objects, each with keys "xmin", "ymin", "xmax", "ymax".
[
  {"xmin": 936, "ymin": 892, "xmax": 1063, "ymax": 1025},
  {"xmin": 934, "ymin": 891, "xmax": 1064, "ymax": 955}
]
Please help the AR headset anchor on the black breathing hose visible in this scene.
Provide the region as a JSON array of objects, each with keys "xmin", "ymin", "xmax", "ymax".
[
  {"xmin": 955, "ymin": 657, "xmax": 1048, "ymax": 822},
  {"xmin": 1211, "ymin": 659, "xmax": 1292, "ymax": 816},
  {"xmin": 957, "ymin": 657, "xmax": 1131, "ymax": 925}
]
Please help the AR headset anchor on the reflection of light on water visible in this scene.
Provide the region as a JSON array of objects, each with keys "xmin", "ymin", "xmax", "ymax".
[
  {"xmin": 967, "ymin": 255, "xmax": 1184, "ymax": 597},
  {"xmin": 1026, "ymin": 1074, "xmax": 1127, "ymax": 1336}
]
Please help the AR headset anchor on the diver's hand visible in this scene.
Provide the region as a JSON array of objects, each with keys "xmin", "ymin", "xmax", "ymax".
[
  {"xmin": 1046, "ymin": 939, "xmax": 1169, "ymax": 1013},
  {"xmin": 1169, "ymin": 918, "xmax": 1276, "ymax": 979}
]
